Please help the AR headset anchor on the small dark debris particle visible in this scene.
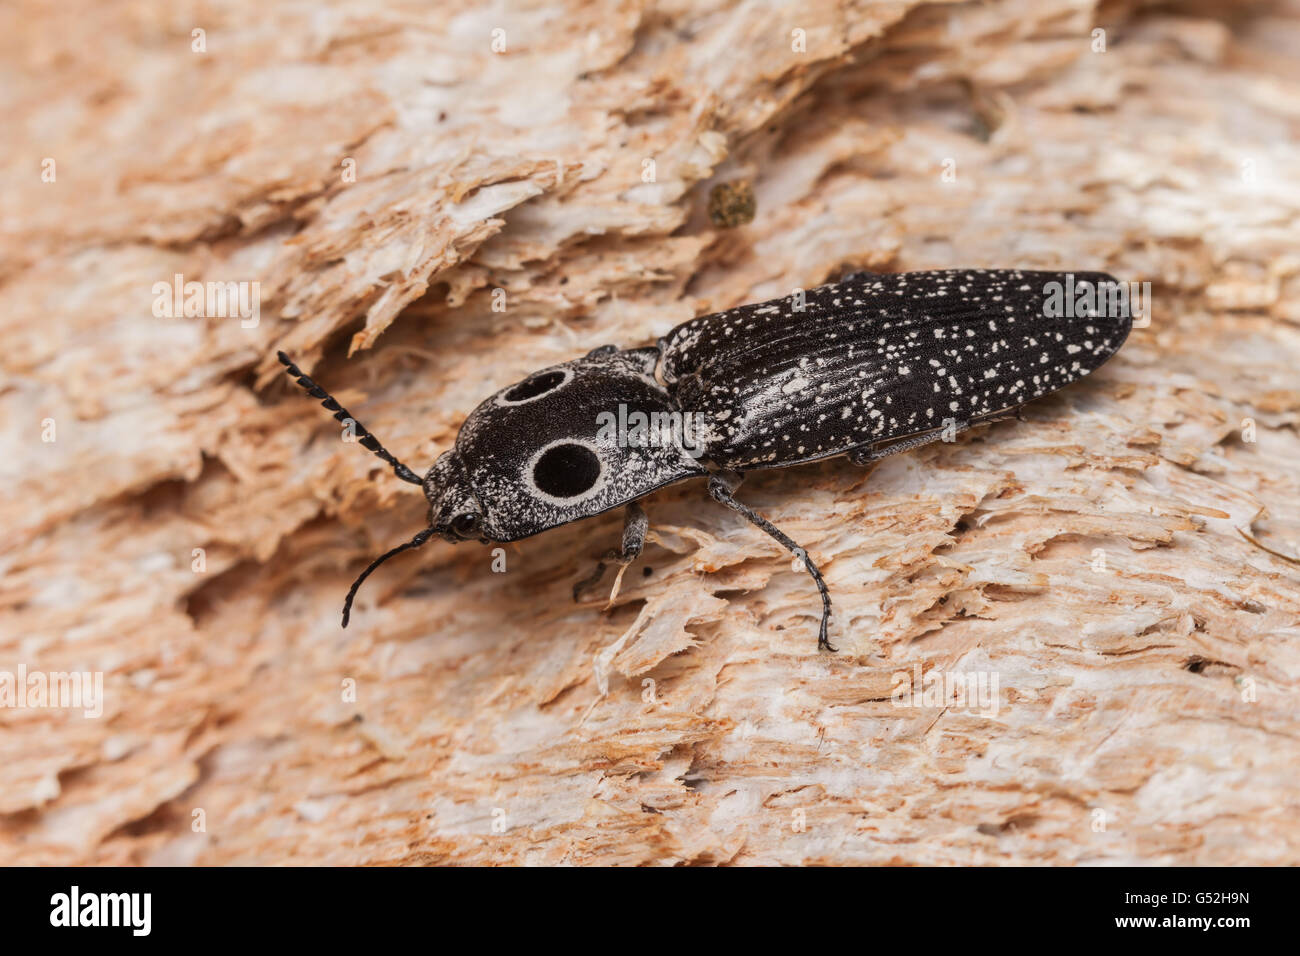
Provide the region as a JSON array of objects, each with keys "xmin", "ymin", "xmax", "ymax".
[
  {"xmin": 708, "ymin": 180, "xmax": 757, "ymax": 228},
  {"xmin": 978, "ymin": 813, "xmax": 1037, "ymax": 835},
  {"xmin": 1184, "ymin": 656, "xmax": 1235, "ymax": 675}
]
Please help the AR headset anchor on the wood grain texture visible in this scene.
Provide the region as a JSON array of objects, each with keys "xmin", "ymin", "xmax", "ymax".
[{"xmin": 2, "ymin": 0, "xmax": 1298, "ymax": 865}]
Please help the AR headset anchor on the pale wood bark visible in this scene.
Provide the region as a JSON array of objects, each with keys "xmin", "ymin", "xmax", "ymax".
[{"xmin": 2, "ymin": 0, "xmax": 1298, "ymax": 865}]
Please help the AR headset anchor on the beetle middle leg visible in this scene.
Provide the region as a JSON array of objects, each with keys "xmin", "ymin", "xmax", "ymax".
[
  {"xmin": 573, "ymin": 501, "xmax": 648, "ymax": 607},
  {"xmin": 707, "ymin": 471, "xmax": 836, "ymax": 652}
]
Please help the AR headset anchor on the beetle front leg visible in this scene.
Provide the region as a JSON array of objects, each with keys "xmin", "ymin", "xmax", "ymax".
[
  {"xmin": 707, "ymin": 471, "xmax": 836, "ymax": 652},
  {"xmin": 572, "ymin": 501, "xmax": 648, "ymax": 607}
]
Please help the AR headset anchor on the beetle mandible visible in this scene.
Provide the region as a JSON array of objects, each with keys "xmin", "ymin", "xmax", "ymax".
[{"xmin": 280, "ymin": 268, "xmax": 1131, "ymax": 651}]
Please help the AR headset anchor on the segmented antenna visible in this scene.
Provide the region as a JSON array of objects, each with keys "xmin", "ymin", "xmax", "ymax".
[
  {"xmin": 277, "ymin": 351, "xmax": 422, "ymax": 485},
  {"xmin": 342, "ymin": 527, "xmax": 435, "ymax": 627}
]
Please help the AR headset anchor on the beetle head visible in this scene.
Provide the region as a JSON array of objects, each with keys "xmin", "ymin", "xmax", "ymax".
[
  {"xmin": 427, "ymin": 347, "xmax": 707, "ymax": 546},
  {"xmin": 423, "ymin": 450, "xmax": 490, "ymax": 544},
  {"xmin": 278, "ymin": 346, "xmax": 704, "ymax": 628}
]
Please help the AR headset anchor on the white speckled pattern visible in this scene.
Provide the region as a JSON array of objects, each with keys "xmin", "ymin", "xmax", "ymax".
[{"xmin": 660, "ymin": 269, "xmax": 1129, "ymax": 469}]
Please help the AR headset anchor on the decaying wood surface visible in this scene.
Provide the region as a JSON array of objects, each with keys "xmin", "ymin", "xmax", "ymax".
[{"xmin": 2, "ymin": 0, "xmax": 1299, "ymax": 865}]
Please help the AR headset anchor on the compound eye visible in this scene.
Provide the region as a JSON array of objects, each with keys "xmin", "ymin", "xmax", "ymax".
[{"xmin": 450, "ymin": 512, "xmax": 480, "ymax": 538}]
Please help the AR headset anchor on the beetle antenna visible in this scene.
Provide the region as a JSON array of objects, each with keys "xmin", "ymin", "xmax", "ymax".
[
  {"xmin": 342, "ymin": 526, "xmax": 436, "ymax": 627},
  {"xmin": 277, "ymin": 350, "xmax": 423, "ymax": 486}
]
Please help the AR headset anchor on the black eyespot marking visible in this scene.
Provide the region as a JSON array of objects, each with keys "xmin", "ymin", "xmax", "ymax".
[
  {"xmin": 450, "ymin": 512, "xmax": 480, "ymax": 537},
  {"xmin": 533, "ymin": 443, "xmax": 601, "ymax": 498},
  {"xmin": 504, "ymin": 370, "xmax": 566, "ymax": 403}
]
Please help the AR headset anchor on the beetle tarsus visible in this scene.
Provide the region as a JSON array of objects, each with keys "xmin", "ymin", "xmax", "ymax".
[
  {"xmin": 573, "ymin": 502, "xmax": 648, "ymax": 606},
  {"xmin": 573, "ymin": 551, "xmax": 618, "ymax": 602},
  {"xmin": 707, "ymin": 472, "xmax": 836, "ymax": 652}
]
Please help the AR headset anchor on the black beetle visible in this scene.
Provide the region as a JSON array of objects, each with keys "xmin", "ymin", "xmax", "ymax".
[{"xmin": 280, "ymin": 268, "xmax": 1130, "ymax": 650}]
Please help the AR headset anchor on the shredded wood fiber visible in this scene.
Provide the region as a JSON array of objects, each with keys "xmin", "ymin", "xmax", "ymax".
[{"xmin": 1, "ymin": 0, "xmax": 1298, "ymax": 864}]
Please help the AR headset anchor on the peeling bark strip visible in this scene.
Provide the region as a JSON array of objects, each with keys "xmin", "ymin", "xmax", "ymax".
[{"xmin": 2, "ymin": 0, "xmax": 1299, "ymax": 865}]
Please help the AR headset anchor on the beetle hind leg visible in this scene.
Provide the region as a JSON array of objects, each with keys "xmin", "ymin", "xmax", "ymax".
[
  {"xmin": 848, "ymin": 427, "xmax": 949, "ymax": 466},
  {"xmin": 573, "ymin": 502, "xmax": 648, "ymax": 607},
  {"xmin": 848, "ymin": 404, "xmax": 1026, "ymax": 466},
  {"xmin": 707, "ymin": 472, "xmax": 836, "ymax": 652}
]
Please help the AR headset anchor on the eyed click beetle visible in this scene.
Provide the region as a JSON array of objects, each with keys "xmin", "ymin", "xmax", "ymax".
[{"xmin": 279, "ymin": 268, "xmax": 1130, "ymax": 651}]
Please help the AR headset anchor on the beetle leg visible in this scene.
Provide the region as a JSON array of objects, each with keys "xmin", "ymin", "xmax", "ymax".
[
  {"xmin": 972, "ymin": 404, "xmax": 1025, "ymax": 427},
  {"xmin": 572, "ymin": 501, "xmax": 648, "ymax": 606},
  {"xmin": 849, "ymin": 404, "xmax": 1026, "ymax": 466},
  {"xmin": 707, "ymin": 472, "xmax": 836, "ymax": 652},
  {"xmin": 848, "ymin": 427, "xmax": 949, "ymax": 466}
]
